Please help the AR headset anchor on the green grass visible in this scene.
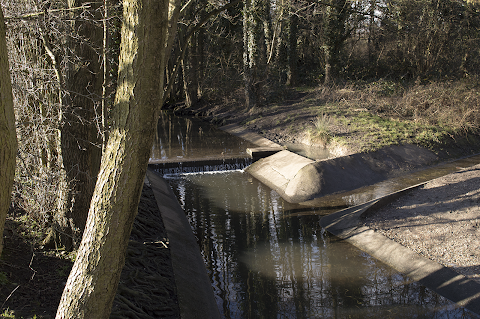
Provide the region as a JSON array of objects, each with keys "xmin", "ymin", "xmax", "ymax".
[
  {"xmin": 0, "ymin": 271, "xmax": 9, "ymax": 286},
  {"xmin": 1, "ymin": 309, "xmax": 16, "ymax": 318},
  {"xmin": 290, "ymin": 80, "xmax": 479, "ymax": 153},
  {"xmin": 320, "ymin": 107, "xmax": 454, "ymax": 152},
  {"xmin": 1, "ymin": 309, "xmax": 38, "ymax": 319}
]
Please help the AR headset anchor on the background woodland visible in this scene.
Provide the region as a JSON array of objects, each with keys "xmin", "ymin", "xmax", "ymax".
[{"xmin": 1, "ymin": 0, "xmax": 480, "ymax": 316}]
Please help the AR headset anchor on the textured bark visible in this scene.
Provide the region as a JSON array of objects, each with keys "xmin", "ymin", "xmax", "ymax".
[
  {"xmin": 182, "ymin": 32, "xmax": 199, "ymax": 107},
  {"xmin": 0, "ymin": 5, "xmax": 17, "ymax": 257},
  {"xmin": 166, "ymin": 0, "xmax": 181, "ymax": 60},
  {"xmin": 243, "ymin": 0, "xmax": 265, "ymax": 108},
  {"xmin": 56, "ymin": 0, "xmax": 103, "ymax": 248},
  {"xmin": 322, "ymin": 0, "xmax": 350, "ymax": 84},
  {"xmin": 286, "ymin": 12, "xmax": 298, "ymax": 86},
  {"xmin": 55, "ymin": 0, "xmax": 169, "ymax": 317}
]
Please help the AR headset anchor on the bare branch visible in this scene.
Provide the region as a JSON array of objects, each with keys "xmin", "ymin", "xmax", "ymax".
[
  {"xmin": 163, "ymin": 0, "xmax": 242, "ymax": 104},
  {"xmin": 5, "ymin": 4, "xmax": 92, "ymax": 21}
]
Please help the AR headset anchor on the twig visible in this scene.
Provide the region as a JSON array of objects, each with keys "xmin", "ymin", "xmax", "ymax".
[
  {"xmin": 4, "ymin": 5, "xmax": 92, "ymax": 21},
  {"xmin": 1, "ymin": 285, "xmax": 20, "ymax": 310},
  {"xmin": 29, "ymin": 252, "xmax": 37, "ymax": 281},
  {"xmin": 143, "ymin": 240, "xmax": 168, "ymax": 248}
]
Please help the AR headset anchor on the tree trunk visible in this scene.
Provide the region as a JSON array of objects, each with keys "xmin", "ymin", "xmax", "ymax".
[
  {"xmin": 322, "ymin": 0, "xmax": 350, "ymax": 84},
  {"xmin": 286, "ymin": 12, "xmax": 298, "ymax": 86},
  {"xmin": 55, "ymin": 0, "xmax": 169, "ymax": 317},
  {"xmin": 55, "ymin": 0, "xmax": 104, "ymax": 249},
  {"xmin": 324, "ymin": 46, "xmax": 333, "ymax": 85},
  {"xmin": 197, "ymin": 24, "xmax": 204, "ymax": 99},
  {"xmin": 182, "ymin": 31, "xmax": 199, "ymax": 107},
  {"xmin": 0, "ymin": 5, "xmax": 17, "ymax": 257},
  {"xmin": 243, "ymin": 0, "xmax": 266, "ymax": 108},
  {"xmin": 243, "ymin": 0, "xmax": 256, "ymax": 108},
  {"xmin": 263, "ymin": 0, "xmax": 273, "ymax": 62},
  {"xmin": 368, "ymin": 0, "xmax": 376, "ymax": 65}
]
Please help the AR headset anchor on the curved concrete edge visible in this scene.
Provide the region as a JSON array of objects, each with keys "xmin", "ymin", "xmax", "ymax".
[
  {"xmin": 244, "ymin": 150, "xmax": 315, "ymax": 201},
  {"xmin": 219, "ymin": 123, "xmax": 282, "ymax": 148},
  {"xmin": 146, "ymin": 169, "xmax": 221, "ymax": 319},
  {"xmin": 320, "ymin": 185, "xmax": 480, "ymax": 316},
  {"xmin": 247, "ymin": 144, "xmax": 440, "ymax": 203}
]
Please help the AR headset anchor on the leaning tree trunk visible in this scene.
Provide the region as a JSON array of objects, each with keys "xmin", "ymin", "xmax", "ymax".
[
  {"xmin": 0, "ymin": 5, "xmax": 17, "ymax": 257},
  {"xmin": 55, "ymin": 0, "xmax": 169, "ymax": 317}
]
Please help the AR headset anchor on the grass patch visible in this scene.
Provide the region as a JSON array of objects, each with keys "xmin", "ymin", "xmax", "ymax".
[
  {"xmin": 333, "ymin": 110, "xmax": 452, "ymax": 151},
  {"xmin": 309, "ymin": 80, "xmax": 479, "ymax": 152},
  {"xmin": 1, "ymin": 309, "xmax": 16, "ymax": 318},
  {"xmin": 1, "ymin": 309, "xmax": 39, "ymax": 319},
  {"xmin": 304, "ymin": 114, "xmax": 333, "ymax": 146},
  {"xmin": 0, "ymin": 271, "xmax": 10, "ymax": 285}
]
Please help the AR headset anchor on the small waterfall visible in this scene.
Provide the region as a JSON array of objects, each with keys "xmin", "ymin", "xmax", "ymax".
[{"xmin": 149, "ymin": 157, "xmax": 253, "ymax": 176}]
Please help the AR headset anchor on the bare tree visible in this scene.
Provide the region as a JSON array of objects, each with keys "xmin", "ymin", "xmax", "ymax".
[
  {"xmin": 243, "ymin": 0, "xmax": 268, "ymax": 108},
  {"xmin": 55, "ymin": 0, "xmax": 170, "ymax": 316},
  {"xmin": 322, "ymin": 0, "xmax": 351, "ymax": 84},
  {"xmin": 57, "ymin": 0, "xmax": 104, "ymax": 248}
]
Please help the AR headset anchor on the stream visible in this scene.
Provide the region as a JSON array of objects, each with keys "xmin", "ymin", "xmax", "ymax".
[{"xmin": 152, "ymin": 113, "xmax": 480, "ymax": 318}]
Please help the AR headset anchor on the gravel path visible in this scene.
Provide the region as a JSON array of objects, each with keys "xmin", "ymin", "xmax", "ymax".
[{"xmin": 365, "ymin": 164, "xmax": 480, "ymax": 284}]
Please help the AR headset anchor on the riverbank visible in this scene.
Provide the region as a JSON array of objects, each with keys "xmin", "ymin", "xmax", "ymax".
[
  {"xmin": 2, "ymin": 82, "xmax": 480, "ymax": 318},
  {"xmin": 0, "ymin": 184, "xmax": 180, "ymax": 319},
  {"xmin": 364, "ymin": 163, "xmax": 480, "ymax": 285},
  {"xmin": 320, "ymin": 159, "xmax": 480, "ymax": 315},
  {"xmin": 171, "ymin": 82, "xmax": 480, "ymax": 159}
]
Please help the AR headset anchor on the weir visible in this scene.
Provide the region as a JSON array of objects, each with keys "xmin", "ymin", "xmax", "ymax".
[
  {"xmin": 149, "ymin": 157, "xmax": 253, "ymax": 175},
  {"xmin": 149, "ymin": 113, "xmax": 480, "ymax": 318}
]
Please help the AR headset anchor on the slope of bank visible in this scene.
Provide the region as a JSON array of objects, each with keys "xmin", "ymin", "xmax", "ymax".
[
  {"xmin": 320, "ymin": 160, "xmax": 480, "ymax": 315},
  {"xmin": 171, "ymin": 84, "xmax": 480, "ymax": 160}
]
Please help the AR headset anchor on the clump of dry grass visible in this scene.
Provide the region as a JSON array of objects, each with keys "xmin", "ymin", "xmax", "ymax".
[
  {"xmin": 315, "ymin": 79, "xmax": 480, "ymax": 134},
  {"xmin": 398, "ymin": 82, "xmax": 480, "ymax": 133},
  {"xmin": 302, "ymin": 113, "xmax": 334, "ymax": 147}
]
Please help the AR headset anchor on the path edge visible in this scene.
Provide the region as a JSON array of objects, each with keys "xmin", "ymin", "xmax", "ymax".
[
  {"xmin": 146, "ymin": 169, "xmax": 221, "ymax": 319},
  {"xmin": 320, "ymin": 184, "xmax": 480, "ymax": 315}
]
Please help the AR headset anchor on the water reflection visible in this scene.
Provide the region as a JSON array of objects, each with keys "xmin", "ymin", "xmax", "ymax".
[
  {"xmin": 151, "ymin": 112, "xmax": 257, "ymax": 161},
  {"xmin": 166, "ymin": 170, "xmax": 478, "ymax": 318}
]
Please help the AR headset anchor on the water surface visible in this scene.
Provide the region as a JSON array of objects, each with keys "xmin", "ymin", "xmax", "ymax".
[
  {"xmin": 157, "ymin": 114, "xmax": 480, "ymax": 318},
  {"xmin": 151, "ymin": 113, "xmax": 257, "ymax": 162},
  {"xmin": 166, "ymin": 170, "xmax": 478, "ymax": 318}
]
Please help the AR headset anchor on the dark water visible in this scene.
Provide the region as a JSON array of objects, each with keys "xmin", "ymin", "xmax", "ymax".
[
  {"xmin": 156, "ymin": 114, "xmax": 480, "ymax": 318},
  {"xmin": 166, "ymin": 170, "xmax": 478, "ymax": 318},
  {"xmin": 150, "ymin": 112, "xmax": 258, "ymax": 162}
]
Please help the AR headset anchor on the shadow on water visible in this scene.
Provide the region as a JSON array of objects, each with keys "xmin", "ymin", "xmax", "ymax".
[
  {"xmin": 166, "ymin": 171, "xmax": 479, "ymax": 318},
  {"xmin": 157, "ymin": 114, "xmax": 480, "ymax": 318}
]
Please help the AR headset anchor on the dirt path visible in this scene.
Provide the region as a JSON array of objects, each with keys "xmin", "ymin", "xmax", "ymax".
[{"xmin": 364, "ymin": 164, "xmax": 480, "ymax": 284}]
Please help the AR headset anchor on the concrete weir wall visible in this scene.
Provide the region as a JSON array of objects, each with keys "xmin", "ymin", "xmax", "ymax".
[{"xmin": 245, "ymin": 144, "xmax": 439, "ymax": 203}]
